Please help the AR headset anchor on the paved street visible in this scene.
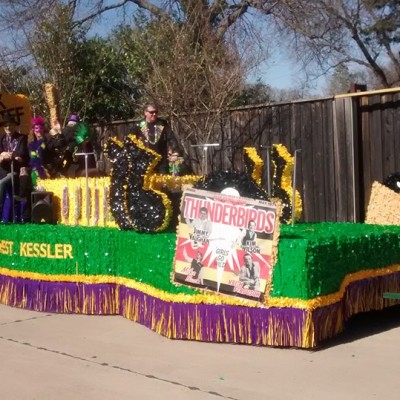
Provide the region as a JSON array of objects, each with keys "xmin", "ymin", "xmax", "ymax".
[{"xmin": 1, "ymin": 303, "xmax": 400, "ymax": 400}]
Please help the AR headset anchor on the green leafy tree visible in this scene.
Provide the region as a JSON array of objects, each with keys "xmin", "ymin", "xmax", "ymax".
[
  {"xmin": 65, "ymin": 38, "xmax": 139, "ymax": 122},
  {"xmin": 30, "ymin": 4, "xmax": 141, "ymax": 122},
  {"xmin": 231, "ymin": 80, "xmax": 273, "ymax": 107},
  {"xmin": 0, "ymin": 1, "xmax": 142, "ymax": 122}
]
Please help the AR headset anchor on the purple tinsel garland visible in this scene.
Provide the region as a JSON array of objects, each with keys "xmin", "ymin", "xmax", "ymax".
[
  {"xmin": 0, "ymin": 273, "xmax": 307, "ymax": 347},
  {"xmin": 1, "ymin": 272, "xmax": 400, "ymax": 348}
]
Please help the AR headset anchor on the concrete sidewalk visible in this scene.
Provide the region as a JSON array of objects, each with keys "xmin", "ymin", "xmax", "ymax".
[{"xmin": 1, "ymin": 304, "xmax": 400, "ymax": 400}]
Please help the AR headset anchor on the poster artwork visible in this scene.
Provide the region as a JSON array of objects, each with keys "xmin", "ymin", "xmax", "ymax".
[{"xmin": 173, "ymin": 188, "xmax": 280, "ymax": 301}]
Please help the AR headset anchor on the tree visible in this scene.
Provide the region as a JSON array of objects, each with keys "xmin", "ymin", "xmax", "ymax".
[
  {"xmin": 230, "ymin": 80, "xmax": 273, "ymax": 107},
  {"xmin": 0, "ymin": 1, "xmax": 142, "ymax": 122},
  {"xmin": 271, "ymin": 0, "xmax": 400, "ymax": 88},
  {"xmin": 72, "ymin": 0, "xmax": 279, "ymax": 41},
  {"xmin": 115, "ymin": 15, "xmax": 264, "ymax": 172},
  {"xmin": 64, "ymin": 38, "xmax": 139, "ymax": 122},
  {"xmin": 271, "ymin": 87, "xmax": 306, "ymax": 102},
  {"xmin": 324, "ymin": 65, "xmax": 367, "ymax": 96}
]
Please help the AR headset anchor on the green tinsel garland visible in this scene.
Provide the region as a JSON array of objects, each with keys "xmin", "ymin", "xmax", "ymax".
[{"xmin": 2, "ymin": 223, "xmax": 400, "ymax": 299}]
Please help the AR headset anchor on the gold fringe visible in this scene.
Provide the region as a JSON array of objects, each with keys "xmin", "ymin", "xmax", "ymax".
[
  {"xmin": 1, "ymin": 264, "xmax": 400, "ymax": 311},
  {"xmin": 39, "ymin": 177, "xmax": 117, "ymax": 228}
]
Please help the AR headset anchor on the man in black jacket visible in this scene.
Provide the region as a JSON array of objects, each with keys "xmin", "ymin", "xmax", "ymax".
[
  {"xmin": 132, "ymin": 104, "xmax": 179, "ymax": 173},
  {"xmin": 45, "ymin": 120, "xmax": 68, "ymax": 178},
  {"xmin": 0, "ymin": 115, "xmax": 28, "ymax": 219}
]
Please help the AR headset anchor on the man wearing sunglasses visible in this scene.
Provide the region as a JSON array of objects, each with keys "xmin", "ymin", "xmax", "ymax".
[{"xmin": 132, "ymin": 103, "xmax": 179, "ymax": 173}]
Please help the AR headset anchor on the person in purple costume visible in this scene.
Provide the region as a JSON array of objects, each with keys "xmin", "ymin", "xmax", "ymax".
[{"xmin": 29, "ymin": 116, "xmax": 49, "ymax": 186}]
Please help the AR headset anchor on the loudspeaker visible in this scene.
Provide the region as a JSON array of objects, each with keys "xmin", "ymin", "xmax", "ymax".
[{"xmin": 31, "ymin": 191, "xmax": 55, "ymax": 224}]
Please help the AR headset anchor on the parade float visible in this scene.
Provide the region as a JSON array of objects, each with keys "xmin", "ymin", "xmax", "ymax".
[{"xmin": 1, "ymin": 93, "xmax": 400, "ymax": 349}]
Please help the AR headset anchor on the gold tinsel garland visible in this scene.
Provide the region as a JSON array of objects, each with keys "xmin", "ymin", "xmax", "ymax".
[
  {"xmin": 1, "ymin": 263, "xmax": 399, "ymax": 311},
  {"xmin": 44, "ymin": 83, "xmax": 60, "ymax": 127},
  {"xmin": 39, "ymin": 144, "xmax": 302, "ymax": 227},
  {"xmin": 38, "ymin": 177, "xmax": 117, "ymax": 228},
  {"xmin": 244, "ymin": 147, "xmax": 264, "ymax": 186},
  {"xmin": 272, "ymin": 144, "xmax": 303, "ymax": 221},
  {"xmin": 365, "ymin": 181, "xmax": 400, "ymax": 225},
  {"xmin": 125, "ymin": 135, "xmax": 172, "ymax": 232}
]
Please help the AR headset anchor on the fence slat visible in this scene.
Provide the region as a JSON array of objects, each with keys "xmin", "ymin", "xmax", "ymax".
[{"xmin": 93, "ymin": 90, "xmax": 400, "ymax": 223}]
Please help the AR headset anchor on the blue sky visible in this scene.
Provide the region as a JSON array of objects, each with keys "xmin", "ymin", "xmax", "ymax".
[
  {"xmin": 253, "ymin": 58, "xmax": 298, "ymax": 90},
  {"xmin": 249, "ymin": 51, "xmax": 327, "ymax": 95}
]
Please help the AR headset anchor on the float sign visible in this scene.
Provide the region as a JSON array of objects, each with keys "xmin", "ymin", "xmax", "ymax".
[{"xmin": 173, "ymin": 188, "xmax": 280, "ymax": 302}]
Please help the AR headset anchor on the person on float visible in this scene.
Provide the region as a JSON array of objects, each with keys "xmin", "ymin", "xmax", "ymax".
[
  {"xmin": 61, "ymin": 114, "xmax": 81, "ymax": 177},
  {"xmin": 28, "ymin": 116, "xmax": 50, "ymax": 186},
  {"xmin": 59, "ymin": 114, "xmax": 96, "ymax": 177},
  {"xmin": 73, "ymin": 121, "xmax": 98, "ymax": 177},
  {"xmin": 132, "ymin": 103, "xmax": 180, "ymax": 173},
  {"xmin": 15, "ymin": 116, "xmax": 50, "ymax": 221},
  {"xmin": 0, "ymin": 115, "xmax": 28, "ymax": 220},
  {"xmin": 45, "ymin": 120, "xmax": 68, "ymax": 178}
]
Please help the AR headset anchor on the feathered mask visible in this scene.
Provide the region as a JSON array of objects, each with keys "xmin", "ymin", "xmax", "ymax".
[{"xmin": 32, "ymin": 116, "xmax": 46, "ymax": 133}]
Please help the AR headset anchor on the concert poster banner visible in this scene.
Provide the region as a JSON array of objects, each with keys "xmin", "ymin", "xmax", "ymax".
[{"xmin": 173, "ymin": 188, "xmax": 281, "ymax": 302}]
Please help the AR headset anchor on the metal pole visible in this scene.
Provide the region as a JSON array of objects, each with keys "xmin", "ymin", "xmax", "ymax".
[
  {"xmin": 260, "ymin": 145, "xmax": 271, "ymax": 198},
  {"xmin": 266, "ymin": 147, "xmax": 271, "ymax": 198},
  {"xmin": 291, "ymin": 149, "xmax": 301, "ymax": 227},
  {"xmin": 10, "ymin": 160, "xmax": 15, "ymax": 223},
  {"xmin": 204, "ymin": 147, "xmax": 208, "ymax": 175},
  {"xmin": 190, "ymin": 143, "xmax": 220, "ymax": 175}
]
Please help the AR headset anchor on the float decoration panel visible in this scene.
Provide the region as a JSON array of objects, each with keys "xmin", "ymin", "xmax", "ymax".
[
  {"xmin": 0, "ymin": 92, "xmax": 32, "ymax": 134},
  {"xmin": 173, "ymin": 187, "xmax": 280, "ymax": 302}
]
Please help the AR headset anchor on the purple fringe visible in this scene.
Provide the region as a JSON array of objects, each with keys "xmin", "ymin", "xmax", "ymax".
[
  {"xmin": 0, "ymin": 276, "xmax": 118, "ymax": 315},
  {"xmin": 118, "ymin": 286, "xmax": 307, "ymax": 346},
  {"xmin": 1, "ymin": 271, "xmax": 400, "ymax": 348},
  {"xmin": 310, "ymin": 271, "xmax": 400, "ymax": 345},
  {"xmin": 0, "ymin": 274, "xmax": 307, "ymax": 347}
]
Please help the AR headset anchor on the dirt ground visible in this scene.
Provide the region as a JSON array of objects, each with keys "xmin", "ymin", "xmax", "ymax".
[{"xmin": 1, "ymin": 303, "xmax": 399, "ymax": 400}]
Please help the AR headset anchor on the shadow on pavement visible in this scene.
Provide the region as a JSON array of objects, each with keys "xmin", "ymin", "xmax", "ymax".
[{"xmin": 317, "ymin": 304, "xmax": 400, "ymax": 350}]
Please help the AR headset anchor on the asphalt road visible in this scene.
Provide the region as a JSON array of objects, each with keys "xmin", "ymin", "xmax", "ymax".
[{"xmin": 1, "ymin": 304, "xmax": 400, "ymax": 400}]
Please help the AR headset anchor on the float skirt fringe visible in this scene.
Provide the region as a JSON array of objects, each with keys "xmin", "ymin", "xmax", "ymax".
[{"xmin": 1, "ymin": 271, "xmax": 400, "ymax": 348}]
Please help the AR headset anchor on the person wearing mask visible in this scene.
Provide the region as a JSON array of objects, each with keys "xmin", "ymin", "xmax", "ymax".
[
  {"xmin": 62, "ymin": 114, "xmax": 97, "ymax": 177},
  {"xmin": 28, "ymin": 116, "xmax": 49, "ymax": 186},
  {"xmin": 62, "ymin": 114, "xmax": 80, "ymax": 177}
]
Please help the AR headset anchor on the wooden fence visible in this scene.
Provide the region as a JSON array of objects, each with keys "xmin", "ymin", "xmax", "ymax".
[{"xmin": 93, "ymin": 87, "xmax": 400, "ymax": 223}]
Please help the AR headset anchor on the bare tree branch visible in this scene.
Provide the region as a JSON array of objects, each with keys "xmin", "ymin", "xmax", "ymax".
[
  {"xmin": 72, "ymin": 0, "xmax": 133, "ymax": 28},
  {"xmin": 271, "ymin": 0, "xmax": 400, "ymax": 88}
]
